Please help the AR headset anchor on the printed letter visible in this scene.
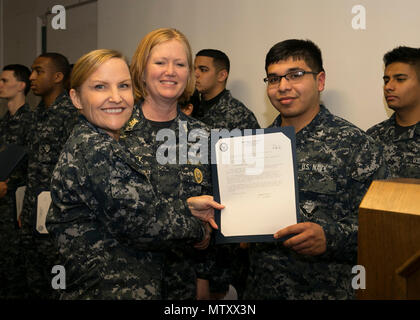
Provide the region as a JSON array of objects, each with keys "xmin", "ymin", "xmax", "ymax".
[
  {"xmin": 352, "ymin": 5, "xmax": 366, "ymax": 30},
  {"xmin": 51, "ymin": 5, "xmax": 66, "ymax": 30},
  {"xmin": 51, "ymin": 265, "xmax": 66, "ymax": 289}
]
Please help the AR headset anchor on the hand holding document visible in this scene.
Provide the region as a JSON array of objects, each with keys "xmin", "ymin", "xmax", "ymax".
[
  {"xmin": 187, "ymin": 195, "xmax": 225, "ymax": 229},
  {"xmin": 212, "ymin": 127, "xmax": 299, "ymax": 243}
]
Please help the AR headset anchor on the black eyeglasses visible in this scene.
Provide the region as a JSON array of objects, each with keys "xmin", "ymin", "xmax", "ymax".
[{"xmin": 263, "ymin": 70, "xmax": 319, "ymax": 86}]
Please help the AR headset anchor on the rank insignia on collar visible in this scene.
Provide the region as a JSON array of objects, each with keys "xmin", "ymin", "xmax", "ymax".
[
  {"xmin": 126, "ymin": 118, "xmax": 139, "ymax": 130},
  {"xmin": 194, "ymin": 168, "xmax": 203, "ymax": 184}
]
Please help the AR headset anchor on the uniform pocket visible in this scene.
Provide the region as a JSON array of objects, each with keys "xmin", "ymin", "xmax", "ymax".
[
  {"xmin": 298, "ymin": 167, "xmax": 337, "ymax": 221},
  {"xmin": 179, "ymin": 163, "xmax": 211, "ymax": 198}
]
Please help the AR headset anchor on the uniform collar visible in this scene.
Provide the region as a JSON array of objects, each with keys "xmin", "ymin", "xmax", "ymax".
[
  {"xmin": 272, "ymin": 104, "xmax": 330, "ymax": 135},
  {"xmin": 388, "ymin": 113, "xmax": 420, "ymax": 141},
  {"xmin": 37, "ymin": 91, "xmax": 69, "ymax": 111},
  {"xmin": 3, "ymin": 103, "xmax": 29, "ymax": 119},
  {"xmin": 124, "ymin": 99, "xmax": 184, "ymax": 133},
  {"xmin": 201, "ymin": 89, "xmax": 227, "ymax": 107}
]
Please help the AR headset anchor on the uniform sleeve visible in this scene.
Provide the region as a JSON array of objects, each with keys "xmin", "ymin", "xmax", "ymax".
[
  {"xmin": 319, "ymin": 136, "xmax": 387, "ymax": 263},
  {"xmin": 61, "ymin": 107, "xmax": 79, "ymax": 143},
  {"xmin": 48, "ymin": 140, "xmax": 205, "ymax": 253},
  {"xmin": 239, "ymin": 108, "xmax": 260, "ymax": 130},
  {"xmin": 47, "ymin": 148, "xmax": 97, "ymax": 232},
  {"xmin": 366, "ymin": 122, "xmax": 383, "ymax": 141},
  {"xmin": 119, "ymin": 197, "xmax": 206, "ymax": 250}
]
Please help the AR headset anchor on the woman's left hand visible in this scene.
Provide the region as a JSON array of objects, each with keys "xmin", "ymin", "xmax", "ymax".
[{"xmin": 187, "ymin": 195, "xmax": 225, "ymax": 229}]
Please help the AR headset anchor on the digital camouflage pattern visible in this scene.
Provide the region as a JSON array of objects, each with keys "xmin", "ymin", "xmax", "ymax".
[
  {"xmin": 120, "ymin": 101, "xmax": 214, "ymax": 300},
  {"xmin": 367, "ymin": 113, "xmax": 420, "ymax": 178},
  {"xmin": 20, "ymin": 92, "xmax": 78, "ymax": 299},
  {"xmin": 0, "ymin": 103, "xmax": 33, "ymax": 298},
  {"xmin": 195, "ymin": 90, "xmax": 260, "ymax": 130},
  {"xmin": 47, "ymin": 115, "xmax": 206, "ymax": 299},
  {"xmin": 244, "ymin": 105, "xmax": 387, "ymax": 300}
]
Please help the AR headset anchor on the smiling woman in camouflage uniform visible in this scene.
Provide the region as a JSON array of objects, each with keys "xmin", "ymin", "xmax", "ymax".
[
  {"xmin": 47, "ymin": 49, "xmax": 218, "ymax": 299},
  {"xmin": 122, "ymin": 28, "xmax": 222, "ymax": 300}
]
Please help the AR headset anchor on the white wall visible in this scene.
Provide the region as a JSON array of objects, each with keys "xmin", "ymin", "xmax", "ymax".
[
  {"xmin": 98, "ymin": 0, "xmax": 420, "ymax": 130},
  {"xmin": 46, "ymin": 1, "xmax": 97, "ymax": 63},
  {"xmin": 1, "ymin": 0, "xmax": 97, "ymax": 110},
  {"xmin": 2, "ymin": 0, "xmax": 97, "ymax": 67}
]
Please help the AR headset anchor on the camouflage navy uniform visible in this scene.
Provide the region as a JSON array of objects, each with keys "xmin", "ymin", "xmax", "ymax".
[
  {"xmin": 120, "ymin": 101, "xmax": 214, "ymax": 300},
  {"xmin": 0, "ymin": 103, "xmax": 33, "ymax": 298},
  {"xmin": 244, "ymin": 105, "xmax": 387, "ymax": 300},
  {"xmin": 195, "ymin": 89, "xmax": 260, "ymax": 130},
  {"xmin": 47, "ymin": 115, "xmax": 206, "ymax": 299},
  {"xmin": 20, "ymin": 92, "xmax": 78, "ymax": 299},
  {"xmin": 367, "ymin": 113, "xmax": 420, "ymax": 178}
]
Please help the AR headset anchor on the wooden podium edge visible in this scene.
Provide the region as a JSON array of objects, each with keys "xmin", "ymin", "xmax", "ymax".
[{"xmin": 396, "ymin": 250, "xmax": 420, "ymax": 278}]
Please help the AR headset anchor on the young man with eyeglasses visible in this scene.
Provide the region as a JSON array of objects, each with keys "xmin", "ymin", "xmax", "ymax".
[
  {"xmin": 367, "ymin": 46, "xmax": 420, "ymax": 178},
  {"xmin": 244, "ymin": 39, "xmax": 387, "ymax": 299}
]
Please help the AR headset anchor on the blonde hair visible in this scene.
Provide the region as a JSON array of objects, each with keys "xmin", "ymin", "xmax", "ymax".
[
  {"xmin": 71, "ymin": 49, "xmax": 127, "ymax": 91},
  {"xmin": 130, "ymin": 28, "xmax": 195, "ymax": 103}
]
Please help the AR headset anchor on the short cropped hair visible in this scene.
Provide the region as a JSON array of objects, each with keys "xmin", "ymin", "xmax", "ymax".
[
  {"xmin": 71, "ymin": 49, "xmax": 126, "ymax": 91},
  {"xmin": 39, "ymin": 52, "xmax": 71, "ymax": 85},
  {"xmin": 3, "ymin": 64, "xmax": 31, "ymax": 95},
  {"xmin": 383, "ymin": 46, "xmax": 420, "ymax": 80},
  {"xmin": 130, "ymin": 28, "xmax": 194, "ymax": 103},
  {"xmin": 265, "ymin": 39, "xmax": 324, "ymax": 73},
  {"xmin": 196, "ymin": 49, "xmax": 230, "ymax": 74}
]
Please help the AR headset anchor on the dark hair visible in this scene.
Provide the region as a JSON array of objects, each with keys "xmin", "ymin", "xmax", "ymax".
[
  {"xmin": 3, "ymin": 64, "xmax": 31, "ymax": 95},
  {"xmin": 265, "ymin": 39, "xmax": 324, "ymax": 73},
  {"xmin": 39, "ymin": 52, "xmax": 71, "ymax": 85},
  {"xmin": 196, "ymin": 49, "xmax": 230, "ymax": 73},
  {"xmin": 383, "ymin": 46, "xmax": 420, "ymax": 79}
]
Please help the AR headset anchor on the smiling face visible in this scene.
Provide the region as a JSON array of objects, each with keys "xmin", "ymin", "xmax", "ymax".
[
  {"xmin": 143, "ymin": 39, "xmax": 189, "ymax": 105},
  {"xmin": 70, "ymin": 58, "xmax": 134, "ymax": 140},
  {"xmin": 383, "ymin": 62, "xmax": 420, "ymax": 112},
  {"xmin": 266, "ymin": 57, "xmax": 325, "ymax": 125}
]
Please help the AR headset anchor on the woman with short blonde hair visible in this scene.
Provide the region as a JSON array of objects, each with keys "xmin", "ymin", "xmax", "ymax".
[
  {"xmin": 130, "ymin": 28, "xmax": 195, "ymax": 104},
  {"xmin": 121, "ymin": 28, "xmax": 221, "ymax": 300},
  {"xmin": 70, "ymin": 49, "xmax": 125, "ymax": 91},
  {"xmin": 48, "ymin": 47, "xmax": 214, "ymax": 299}
]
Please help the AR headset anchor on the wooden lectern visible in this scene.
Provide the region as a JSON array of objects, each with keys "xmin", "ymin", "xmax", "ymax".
[{"xmin": 357, "ymin": 178, "xmax": 420, "ymax": 299}]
